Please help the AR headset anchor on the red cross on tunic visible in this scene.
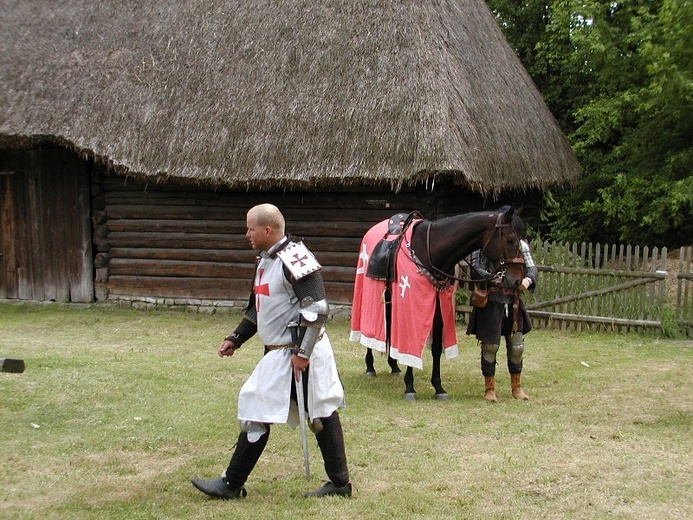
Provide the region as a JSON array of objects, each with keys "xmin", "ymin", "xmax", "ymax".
[{"xmin": 254, "ymin": 268, "xmax": 270, "ymax": 312}]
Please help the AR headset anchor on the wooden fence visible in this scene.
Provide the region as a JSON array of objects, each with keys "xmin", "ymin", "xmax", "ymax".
[
  {"xmin": 458, "ymin": 242, "xmax": 693, "ymax": 337},
  {"xmin": 676, "ymin": 246, "xmax": 693, "ymax": 337}
]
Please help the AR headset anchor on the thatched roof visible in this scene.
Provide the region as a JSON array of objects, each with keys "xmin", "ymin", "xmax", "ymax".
[{"xmin": 0, "ymin": 1, "xmax": 581, "ymax": 194}]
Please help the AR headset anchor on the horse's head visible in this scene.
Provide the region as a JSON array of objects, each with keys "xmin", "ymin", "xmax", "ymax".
[{"xmin": 481, "ymin": 206, "xmax": 525, "ymax": 289}]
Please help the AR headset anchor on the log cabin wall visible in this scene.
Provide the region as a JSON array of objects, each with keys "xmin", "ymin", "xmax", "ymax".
[
  {"xmin": 93, "ymin": 171, "xmax": 429, "ymax": 306},
  {"xmin": 93, "ymin": 170, "xmax": 541, "ymax": 309}
]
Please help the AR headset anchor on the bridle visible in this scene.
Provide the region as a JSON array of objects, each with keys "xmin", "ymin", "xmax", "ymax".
[{"xmin": 478, "ymin": 211, "xmax": 523, "ymax": 284}]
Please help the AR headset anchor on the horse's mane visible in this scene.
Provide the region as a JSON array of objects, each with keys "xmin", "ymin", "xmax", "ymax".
[
  {"xmin": 427, "ymin": 206, "xmax": 526, "ymax": 240},
  {"xmin": 507, "ymin": 210, "xmax": 526, "ymax": 240}
]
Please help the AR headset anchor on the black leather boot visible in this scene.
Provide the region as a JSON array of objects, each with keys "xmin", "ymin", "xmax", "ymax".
[
  {"xmin": 303, "ymin": 480, "xmax": 352, "ymax": 498},
  {"xmin": 307, "ymin": 412, "xmax": 350, "ymax": 497},
  {"xmin": 224, "ymin": 428, "xmax": 270, "ymax": 490},
  {"xmin": 190, "ymin": 477, "xmax": 247, "ymax": 499}
]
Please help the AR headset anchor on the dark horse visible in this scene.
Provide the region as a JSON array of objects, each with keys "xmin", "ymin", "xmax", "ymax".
[{"xmin": 356, "ymin": 206, "xmax": 525, "ymax": 400}]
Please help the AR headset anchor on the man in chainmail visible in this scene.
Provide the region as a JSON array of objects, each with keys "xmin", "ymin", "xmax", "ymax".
[
  {"xmin": 191, "ymin": 203, "xmax": 351, "ymax": 499},
  {"xmin": 466, "ymin": 239, "xmax": 538, "ymax": 402}
]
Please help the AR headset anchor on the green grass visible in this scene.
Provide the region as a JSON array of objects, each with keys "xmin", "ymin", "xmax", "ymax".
[{"xmin": 1, "ymin": 302, "xmax": 692, "ymax": 519}]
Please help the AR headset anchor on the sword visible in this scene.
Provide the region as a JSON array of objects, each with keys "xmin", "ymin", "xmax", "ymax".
[
  {"xmin": 295, "ymin": 369, "xmax": 311, "ymax": 481},
  {"xmin": 289, "ymin": 320, "xmax": 310, "ymax": 482}
]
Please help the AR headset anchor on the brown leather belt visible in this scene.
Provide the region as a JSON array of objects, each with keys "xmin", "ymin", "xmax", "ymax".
[{"xmin": 265, "ymin": 344, "xmax": 294, "ymax": 351}]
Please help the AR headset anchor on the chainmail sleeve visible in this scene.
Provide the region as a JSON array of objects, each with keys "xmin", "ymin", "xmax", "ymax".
[
  {"xmin": 520, "ymin": 240, "xmax": 539, "ymax": 287},
  {"xmin": 470, "ymin": 249, "xmax": 493, "ymax": 280},
  {"xmin": 289, "ymin": 268, "xmax": 328, "ymax": 359},
  {"xmin": 290, "ymin": 269, "xmax": 327, "ymax": 303}
]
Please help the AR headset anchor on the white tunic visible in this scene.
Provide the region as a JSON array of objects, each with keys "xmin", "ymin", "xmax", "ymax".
[{"xmin": 237, "ymin": 240, "xmax": 345, "ymax": 426}]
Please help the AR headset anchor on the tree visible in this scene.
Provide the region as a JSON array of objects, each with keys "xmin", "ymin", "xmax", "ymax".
[{"xmin": 488, "ymin": 0, "xmax": 693, "ymax": 247}]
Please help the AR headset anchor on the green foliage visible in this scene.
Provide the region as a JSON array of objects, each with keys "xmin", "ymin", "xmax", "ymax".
[
  {"xmin": 489, "ymin": 0, "xmax": 693, "ymax": 247},
  {"xmin": 660, "ymin": 305, "xmax": 686, "ymax": 339}
]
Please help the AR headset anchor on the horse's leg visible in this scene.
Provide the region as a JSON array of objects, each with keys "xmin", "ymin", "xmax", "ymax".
[
  {"xmin": 365, "ymin": 348, "xmax": 376, "ymax": 377},
  {"xmin": 403, "ymin": 366, "xmax": 417, "ymax": 400},
  {"xmin": 387, "ymin": 354, "xmax": 401, "ymax": 374},
  {"xmin": 430, "ymin": 300, "xmax": 449, "ymax": 400}
]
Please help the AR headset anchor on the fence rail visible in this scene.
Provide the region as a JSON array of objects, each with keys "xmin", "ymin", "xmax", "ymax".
[{"xmin": 458, "ymin": 243, "xmax": 692, "ymax": 337}]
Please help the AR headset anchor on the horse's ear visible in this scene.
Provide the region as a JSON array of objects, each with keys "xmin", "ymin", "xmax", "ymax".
[
  {"xmin": 514, "ymin": 204, "xmax": 523, "ymax": 217},
  {"xmin": 500, "ymin": 205, "xmax": 514, "ymax": 223}
]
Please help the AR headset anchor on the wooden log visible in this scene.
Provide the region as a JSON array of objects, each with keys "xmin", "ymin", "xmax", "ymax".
[
  {"xmin": 94, "ymin": 253, "xmax": 110, "ymax": 268},
  {"xmin": 107, "ymin": 275, "xmax": 252, "ymax": 299},
  {"xmin": 106, "ymin": 219, "xmax": 245, "ymax": 234},
  {"xmin": 528, "ymin": 311, "xmax": 661, "ymax": 328},
  {"xmin": 108, "ymin": 259, "xmax": 254, "ymax": 278},
  {"xmin": 106, "ymin": 232, "xmax": 248, "ymax": 249},
  {"xmin": 94, "ymin": 224, "xmax": 109, "ymax": 238},
  {"xmin": 108, "ymin": 247, "xmax": 255, "ymax": 263},
  {"xmin": 320, "ymin": 266, "xmax": 356, "ymax": 284},
  {"xmin": 299, "ymin": 237, "xmax": 362, "ymax": 251},
  {"xmin": 92, "ymin": 211, "xmax": 107, "ymax": 225},
  {"xmin": 324, "ymin": 282, "xmax": 355, "ymax": 305},
  {"xmin": 94, "ymin": 282, "xmax": 109, "ymax": 301},
  {"xmin": 313, "ymin": 252, "xmax": 359, "ymax": 268}
]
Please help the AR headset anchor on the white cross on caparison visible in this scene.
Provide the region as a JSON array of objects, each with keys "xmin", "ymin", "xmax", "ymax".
[
  {"xmin": 398, "ymin": 275, "xmax": 410, "ymax": 297},
  {"xmin": 357, "ymin": 243, "xmax": 369, "ymax": 275}
]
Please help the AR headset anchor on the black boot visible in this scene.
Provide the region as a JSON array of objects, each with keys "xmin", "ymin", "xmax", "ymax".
[
  {"xmin": 224, "ymin": 428, "xmax": 270, "ymax": 490},
  {"xmin": 305, "ymin": 412, "xmax": 350, "ymax": 498},
  {"xmin": 303, "ymin": 481, "xmax": 352, "ymax": 498},
  {"xmin": 190, "ymin": 477, "xmax": 247, "ymax": 499}
]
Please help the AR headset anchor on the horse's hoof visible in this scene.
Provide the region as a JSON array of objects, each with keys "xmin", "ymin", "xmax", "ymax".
[
  {"xmin": 365, "ymin": 371, "xmax": 377, "ymax": 378},
  {"xmin": 390, "ymin": 367, "xmax": 402, "ymax": 375},
  {"xmin": 403, "ymin": 392, "xmax": 417, "ymax": 401},
  {"xmin": 434, "ymin": 393, "xmax": 449, "ymax": 401}
]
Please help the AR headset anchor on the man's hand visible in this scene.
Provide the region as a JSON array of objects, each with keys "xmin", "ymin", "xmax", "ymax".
[
  {"xmin": 218, "ymin": 339, "xmax": 237, "ymax": 357},
  {"xmin": 518, "ymin": 277, "xmax": 532, "ymax": 292},
  {"xmin": 291, "ymin": 354, "xmax": 310, "ymax": 381}
]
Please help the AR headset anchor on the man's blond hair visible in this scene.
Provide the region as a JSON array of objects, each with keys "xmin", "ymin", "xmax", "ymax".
[{"xmin": 248, "ymin": 203, "xmax": 285, "ymax": 235}]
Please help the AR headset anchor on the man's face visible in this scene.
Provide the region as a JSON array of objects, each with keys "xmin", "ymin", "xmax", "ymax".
[{"xmin": 246, "ymin": 214, "xmax": 272, "ymax": 251}]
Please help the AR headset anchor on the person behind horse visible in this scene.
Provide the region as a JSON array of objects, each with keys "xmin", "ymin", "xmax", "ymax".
[
  {"xmin": 466, "ymin": 239, "xmax": 538, "ymax": 402},
  {"xmin": 191, "ymin": 203, "xmax": 351, "ymax": 499}
]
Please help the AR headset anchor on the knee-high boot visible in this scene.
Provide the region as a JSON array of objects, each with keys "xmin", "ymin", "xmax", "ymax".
[
  {"xmin": 224, "ymin": 428, "xmax": 270, "ymax": 489},
  {"xmin": 315, "ymin": 411, "xmax": 349, "ymax": 487},
  {"xmin": 304, "ymin": 411, "xmax": 351, "ymax": 498}
]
